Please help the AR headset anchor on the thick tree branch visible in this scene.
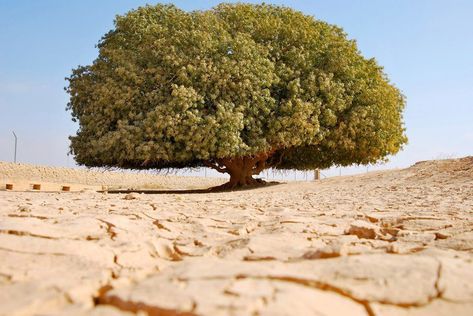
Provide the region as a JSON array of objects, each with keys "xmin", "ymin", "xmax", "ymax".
[
  {"xmin": 204, "ymin": 161, "xmax": 228, "ymax": 174},
  {"xmin": 251, "ymin": 159, "xmax": 267, "ymax": 175},
  {"xmin": 267, "ymin": 150, "xmax": 285, "ymax": 169}
]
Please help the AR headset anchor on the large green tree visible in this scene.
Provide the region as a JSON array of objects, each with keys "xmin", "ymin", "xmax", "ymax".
[{"xmin": 67, "ymin": 3, "xmax": 407, "ymax": 188}]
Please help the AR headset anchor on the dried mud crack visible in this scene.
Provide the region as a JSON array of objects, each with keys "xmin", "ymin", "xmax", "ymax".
[
  {"xmin": 1, "ymin": 157, "xmax": 473, "ymax": 315},
  {"xmin": 94, "ymin": 284, "xmax": 198, "ymax": 316}
]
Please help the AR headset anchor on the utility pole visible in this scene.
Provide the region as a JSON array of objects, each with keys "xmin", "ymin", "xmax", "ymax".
[{"xmin": 12, "ymin": 131, "xmax": 18, "ymax": 163}]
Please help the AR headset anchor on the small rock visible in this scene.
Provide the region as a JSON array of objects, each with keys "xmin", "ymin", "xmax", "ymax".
[
  {"xmin": 435, "ymin": 232, "xmax": 450, "ymax": 240},
  {"xmin": 365, "ymin": 215, "xmax": 380, "ymax": 223},
  {"xmin": 386, "ymin": 242, "xmax": 424, "ymax": 254},
  {"xmin": 151, "ymin": 240, "xmax": 182, "ymax": 261},
  {"xmin": 303, "ymin": 241, "xmax": 347, "ymax": 259},
  {"xmin": 346, "ymin": 220, "xmax": 380, "ymax": 239},
  {"xmin": 303, "ymin": 247, "xmax": 343, "ymax": 259},
  {"xmin": 123, "ymin": 193, "xmax": 137, "ymax": 200},
  {"xmin": 18, "ymin": 206, "xmax": 31, "ymax": 213}
]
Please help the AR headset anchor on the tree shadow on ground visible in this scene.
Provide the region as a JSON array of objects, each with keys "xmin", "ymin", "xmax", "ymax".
[{"xmin": 102, "ymin": 181, "xmax": 282, "ymax": 194}]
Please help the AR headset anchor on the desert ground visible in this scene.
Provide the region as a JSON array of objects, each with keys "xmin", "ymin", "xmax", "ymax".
[{"xmin": 0, "ymin": 157, "xmax": 472, "ymax": 316}]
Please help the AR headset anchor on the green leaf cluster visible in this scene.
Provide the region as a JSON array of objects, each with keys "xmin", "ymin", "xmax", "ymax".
[{"xmin": 67, "ymin": 3, "xmax": 407, "ymax": 170}]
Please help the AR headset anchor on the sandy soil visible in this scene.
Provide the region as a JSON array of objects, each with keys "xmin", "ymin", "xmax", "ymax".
[
  {"xmin": 0, "ymin": 161, "xmax": 224, "ymax": 191},
  {"xmin": 1, "ymin": 157, "xmax": 472, "ymax": 315}
]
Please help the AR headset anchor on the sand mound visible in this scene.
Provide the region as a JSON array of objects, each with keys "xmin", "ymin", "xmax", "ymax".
[
  {"xmin": 405, "ymin": 156, "xmax": 473, "ymax": 181},
  {"xmin": 1, "ymin": 157, "xmax": 472, "ymax": 315},
  {"xmin": 0, "ymin": 161, "xmax": 224, "ymax": 190}
]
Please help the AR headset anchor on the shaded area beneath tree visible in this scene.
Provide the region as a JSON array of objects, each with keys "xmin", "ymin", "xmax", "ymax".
[{"xmin": 101, "ymin": 181, "xmax": 282, "ymax": 194}]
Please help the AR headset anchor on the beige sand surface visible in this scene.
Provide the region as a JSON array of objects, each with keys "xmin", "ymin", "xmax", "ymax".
[
  {"xmin": 0, "ymin": 157, "xmax": 472, "ymax": 315},
  {"xmin": 0, "ymin": 161, "xmax": 224, "ymax": 191}
]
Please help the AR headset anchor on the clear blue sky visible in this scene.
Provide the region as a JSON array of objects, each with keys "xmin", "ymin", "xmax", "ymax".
[{"xmin": 1, "ymin": 0, "xmax": 472, "ymax": 177}]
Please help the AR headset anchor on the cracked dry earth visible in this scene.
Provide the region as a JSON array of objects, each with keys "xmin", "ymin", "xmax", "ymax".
[{"xmin": 1, "ymin": 157, "xmax": 473, "ymax": 316}]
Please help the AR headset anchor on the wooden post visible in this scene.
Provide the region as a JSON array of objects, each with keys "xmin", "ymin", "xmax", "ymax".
[{"xmin": 314, "ymin": 169, "xmax": 321, "ymax": 180}]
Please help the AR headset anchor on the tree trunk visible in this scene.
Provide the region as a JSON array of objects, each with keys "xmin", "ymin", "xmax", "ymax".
[
  {"xmin": 205, "ymin": 151, "xmax": 275, "ymax": 190},
  {"xmin": 226, "ymin": 159, "xmax": 263, "ymax": 187}
]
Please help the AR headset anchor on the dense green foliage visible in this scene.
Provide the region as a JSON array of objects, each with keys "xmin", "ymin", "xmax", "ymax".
[{"xmin": 67, "ymin": 3, "xmax": 407, "ymax": 171}]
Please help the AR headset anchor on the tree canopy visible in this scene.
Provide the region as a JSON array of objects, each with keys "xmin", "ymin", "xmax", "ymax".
[{"xmin": 67, "ymin": 3, "xmax": 407, "ymax": 187}]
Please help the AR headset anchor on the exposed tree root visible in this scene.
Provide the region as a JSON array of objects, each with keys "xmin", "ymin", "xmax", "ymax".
[{"xmin": 208, "ymin": 177, "xmax": 270, "ymax": 192}]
